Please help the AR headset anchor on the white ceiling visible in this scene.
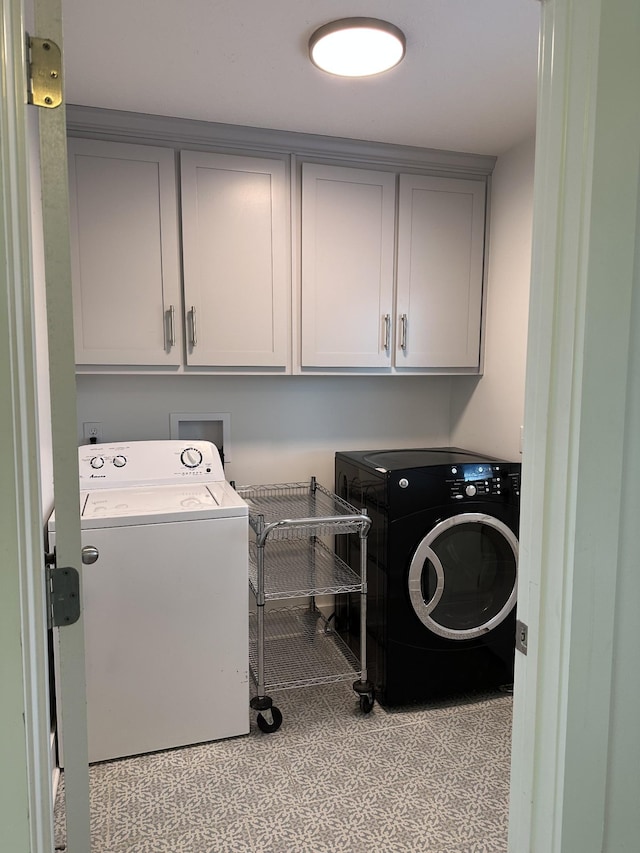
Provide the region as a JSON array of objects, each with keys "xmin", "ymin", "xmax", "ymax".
[{"xmin": 60, "ymin": 0, "xmax": 540, "ymax": 156}]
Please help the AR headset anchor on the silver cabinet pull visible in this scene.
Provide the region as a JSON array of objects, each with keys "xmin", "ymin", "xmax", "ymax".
[
  {"xmin": 167, "ymin": 304, "xmax": 176, "ymax": 348},
  {"xmin": 190, "ymin": 306, "xmax": 197, "ymax": 348},
  {"xmin": 400, "ymin": 313, "xmax": 408, "ymax": 351},
  {"xmin": 383, "ymin": 314, "xmax": 391, "ymax": 351},
  {"xmin": 81, "ymin": 545, "xmax": 99, "ymax": 565}
]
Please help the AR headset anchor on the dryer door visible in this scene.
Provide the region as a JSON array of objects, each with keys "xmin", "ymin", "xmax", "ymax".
[{"xmin": 407, "ymin": 512, "xmax": 518, "ymax": 640}]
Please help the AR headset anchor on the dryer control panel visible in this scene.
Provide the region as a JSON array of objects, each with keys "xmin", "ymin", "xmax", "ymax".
[
  {"xmin": 447, "ymin": 463, "xmax": 508, "ymax": 501},
  {"xmin": 336, "ymin": 448, "xmax": 521, "ymax": 518}
]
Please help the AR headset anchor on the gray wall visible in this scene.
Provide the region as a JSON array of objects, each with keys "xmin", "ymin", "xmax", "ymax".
[
  {"xmin": 76, "ymin": 374, "xmax": 453, "ymax": 488},
  {"xmin": 451, "ymin": 134, "xmax": 535, "ymax": 461}
]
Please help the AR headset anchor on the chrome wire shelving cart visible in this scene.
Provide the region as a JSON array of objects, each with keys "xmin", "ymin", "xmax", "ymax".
[{"xmin": 237, "ymin": 477, "xmax": 373, "ymax": 733}]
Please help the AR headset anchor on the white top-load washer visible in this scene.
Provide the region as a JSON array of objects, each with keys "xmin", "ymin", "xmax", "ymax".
[{"xmin": 49, "ymin": 439, "xmax": 249, "ymax": 764}]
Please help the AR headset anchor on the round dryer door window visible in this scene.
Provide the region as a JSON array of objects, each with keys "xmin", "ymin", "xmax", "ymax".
[{"xmin": 407, "ymin": 513, "xmax": 518, "ymax": 640}]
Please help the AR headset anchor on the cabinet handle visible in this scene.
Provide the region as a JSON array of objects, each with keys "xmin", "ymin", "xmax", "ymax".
[
  {"xmin": 383, "ymin": 314, "xmax": 391, "ymax": 351},
  {"xmin": 167, "ymin": 304, "xmax": 176, "ymax": 348},
  {"xmin": 190, "ymin": 306, "xmax": 197, "ymax": 348},
  {"xmin": 400, "ymin": 314, "xmax": 408, "ymax": 351}
]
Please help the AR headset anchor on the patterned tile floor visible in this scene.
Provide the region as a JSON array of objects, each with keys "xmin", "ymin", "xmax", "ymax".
[{"xmin": 54, "ymin": 683, "xmax": 512, "ymax": 853}]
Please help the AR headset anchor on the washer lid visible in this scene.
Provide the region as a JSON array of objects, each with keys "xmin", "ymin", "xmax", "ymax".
[{"xmin": 49, "ymin": 482, "xmax": 248, "ymax": 530}]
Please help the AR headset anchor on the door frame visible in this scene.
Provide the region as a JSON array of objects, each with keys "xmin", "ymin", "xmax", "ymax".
[
  {"xmin": 0, "ymin": 0, "xmax": 91, "ymax": 849},
  {"xmin": 4, "ymin": 1, "xmax": 640, "ymax": 851},
  {"xmin": 0, "ymin": 0, "xmax": 57, "ymax": 848},
  {"xmin": 509, "ymin": 1, "xmax": 640, "ymax": 850},
  {"xmin": 34, "ymin": 0, "xmax": 93, "ymax": 847}
]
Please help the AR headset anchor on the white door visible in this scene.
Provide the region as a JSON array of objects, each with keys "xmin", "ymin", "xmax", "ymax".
[
  {"xmin": 34, "ymin": 0, "xmax": 92, "ymax": 849},
  {"xmin": 181, "ymin": 150, "xmax": 290, "ymax": 369},
  {"xmin": 396, "ymin": 174, "xmax": 485, "ymax": 369},
  {"xmin": 68, "ymin": 138, "xmax": 182, "ymax": 366},
  {"xmin": 300, "ymin": 163, "xmax": 396, "ymax": 368},
  {"xmin": 0, "ymin": 5, "xmax": 58, "ymax": 850}
]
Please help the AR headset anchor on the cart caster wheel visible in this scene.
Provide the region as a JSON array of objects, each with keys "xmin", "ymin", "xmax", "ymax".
[
  {"xmin": 257, "ymin": 705, "xmax": 283, "ymax": 733},
  {"xmin": 359, "ymin": 694, "xmax": 375, "ymax": 714}
]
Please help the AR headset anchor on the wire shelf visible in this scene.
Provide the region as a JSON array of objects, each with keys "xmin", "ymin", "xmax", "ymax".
[
  {"xmin": 238, "ymin": 480, "xmax": 369, "ymax": 540},
  {"xmin": 248, "ymin": 537, "xmax": 362, "ymax": 600},
  {"xmin": 249, "ymin": 607, "xmax": 361, "ymax": 691},
  {"xmin": 242, "ymin": 478, "xmax": 370, "ymax": 718}
]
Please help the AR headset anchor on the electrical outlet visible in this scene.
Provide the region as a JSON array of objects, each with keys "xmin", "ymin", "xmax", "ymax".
[{"xmin": 83, "ymin": 422, "xmax": 103, "ymax": 444}]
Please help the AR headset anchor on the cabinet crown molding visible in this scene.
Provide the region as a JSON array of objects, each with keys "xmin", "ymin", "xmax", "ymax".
[{"xmin": 66, "ymin": 104, "xmax": 497, "ymax": 179}]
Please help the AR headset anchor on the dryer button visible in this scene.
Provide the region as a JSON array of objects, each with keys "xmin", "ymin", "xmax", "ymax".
[
  {"xmin": 398, "ymin": 478, "xmax": 409, "ymax": 489},
  {"xmin": 465, "ymin": 484, "xmax": 477, "ymax": 497}
]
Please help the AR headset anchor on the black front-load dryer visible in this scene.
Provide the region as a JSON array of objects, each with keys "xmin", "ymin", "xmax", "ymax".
[{"xmin": 335, "ymin": 448, "xmax": 521, "ymax": 705}]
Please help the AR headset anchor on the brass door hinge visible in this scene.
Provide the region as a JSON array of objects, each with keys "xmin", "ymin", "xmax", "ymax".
[{"xmin": 26, "ymin": 34, "xmax": 63, "ymax": 108}]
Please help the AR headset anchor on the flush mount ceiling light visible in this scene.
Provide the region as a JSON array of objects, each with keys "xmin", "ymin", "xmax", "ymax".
[{"xmin": 309, "ymin": 17, "xmax": 406, "ymax": 78}]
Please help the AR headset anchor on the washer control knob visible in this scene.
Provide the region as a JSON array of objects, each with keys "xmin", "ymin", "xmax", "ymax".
[
  {"xmin": 112, "ymin": 455, "xmax": 127, "ymax": 468},
  {"xmin": 399, "ymin": 478, "xmax": 409, "ymax": 489},
  {"xmin": 465, "ymin": 484, "xmax": 477, "ymax": 497},
  {"xmin": 90, "ymin": 456, "xmax": 105, "ymax": 469},
  {"xmin": 181, "ymin": 447, "xmax": 203, "ymax": 468}
]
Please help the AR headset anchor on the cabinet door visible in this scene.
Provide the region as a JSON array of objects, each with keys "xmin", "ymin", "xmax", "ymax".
[
  {"xmin": 68, "ymin": 139, "xmax": 182, "ymax": 366},
  {"xmin": 301, "ymin": 164, "xmax": 396, "ymax": 368},
  {"xmin": 180, "ymin": 151, "xmax": 289, "ymax": 369},
  {"xmin": 396, "ymin": 175, "xmax": 486, "ymax": 369}
]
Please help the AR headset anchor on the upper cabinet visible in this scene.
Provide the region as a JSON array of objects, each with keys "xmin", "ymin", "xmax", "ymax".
[
  {"xmin": 299, "ymin": 163, "xmax": 486, "ymax": 373},
  {"xmin": 300, "ymin": 164, "xmax": 396, "ymax": 368},
  {"xmin": 180, "ymin": 151, "xmax": 290, "ymax": 369},
  {"xmin": 396, "ymin": 175, "xmax": 486, "ymax": 369},
  {"xmin": 68, "ymin": 139, "xmax": 182, "ymax": 366},
  {"xmin": 67, "ymin": 112, "xmax": 493, "ymax": 375}
]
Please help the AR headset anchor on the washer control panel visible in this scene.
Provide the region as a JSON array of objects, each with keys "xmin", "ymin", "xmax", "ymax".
[
  {"xmin": 79, "ymin": 440, "xmax": 226, "ymax": 490},
  {"xmin": 180, "ymin": 447, "xmax": 203, "ymax": 468}
]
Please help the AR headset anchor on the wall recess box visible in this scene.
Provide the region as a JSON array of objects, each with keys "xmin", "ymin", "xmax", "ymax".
[{"xmin": 170, "ymin": 413, "xmax": 231, "ymax": 464}]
